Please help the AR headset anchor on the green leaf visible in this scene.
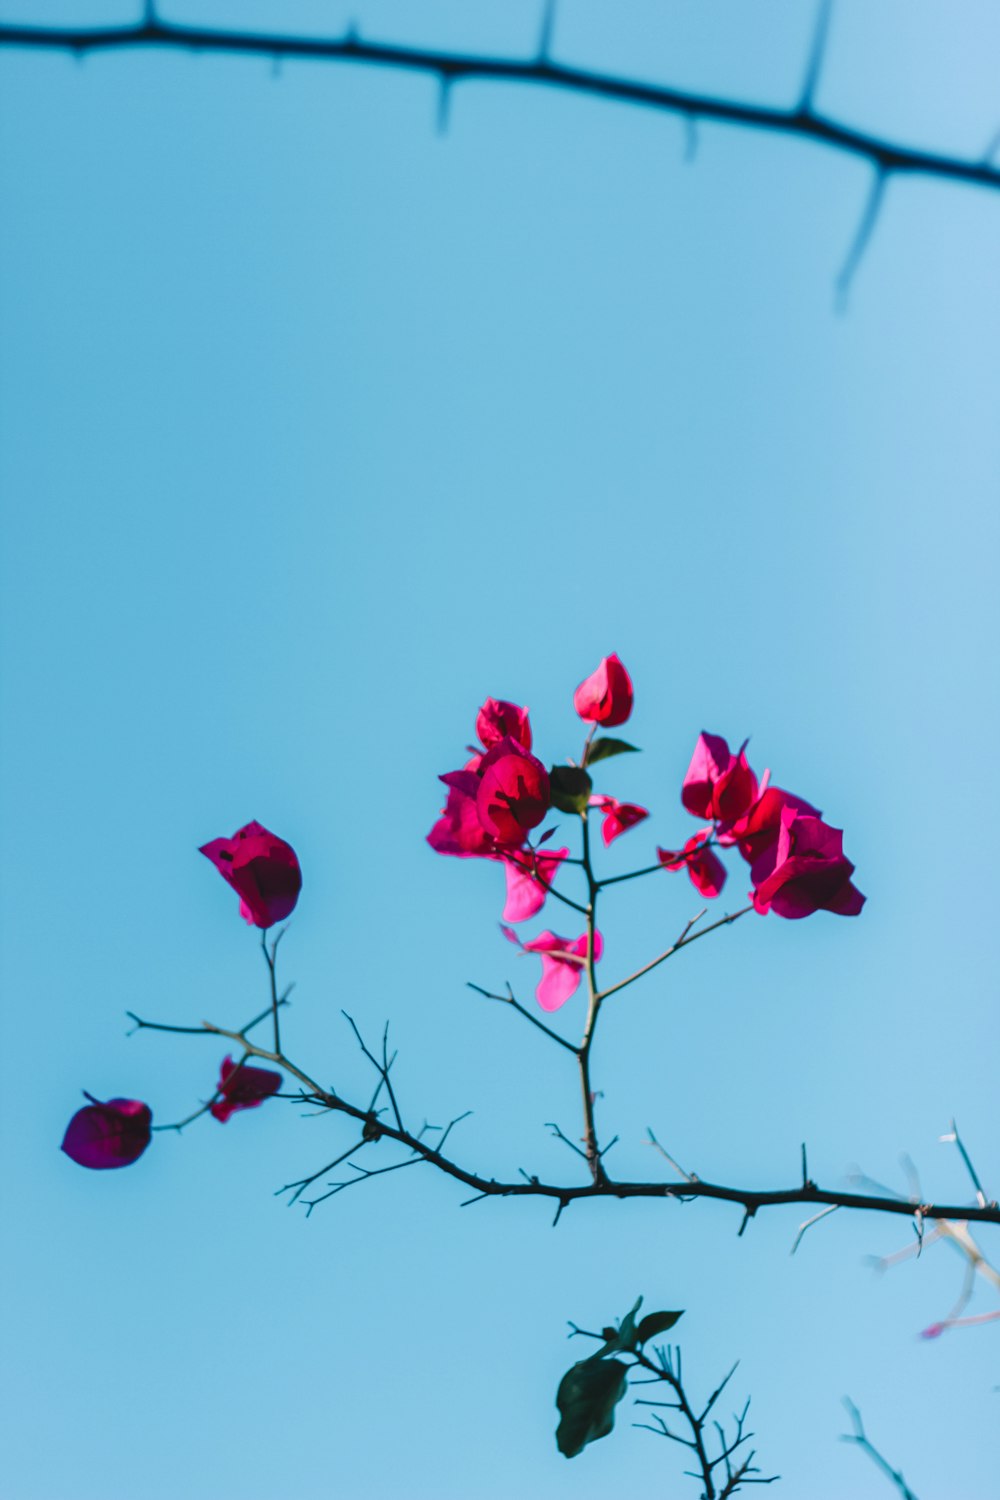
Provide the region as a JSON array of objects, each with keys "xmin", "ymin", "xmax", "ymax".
[
  {"xmin": 555, "ymin": 1357, "xmax": 629, "ymax": 1458},
  {"xmin": 615, "ymin": 1297, "xmax": 644, "ymax": 1352},
  {"xmin": 590, "ymin": 1297, "xmax": 643, "ymax": 1357},
  {"xmin": 584, "ymin": 736, "xmax": 640, "ymax": 767},
  {"xmin": 636, "ymin": 1310, "xmax": 684, "ymax": 1344},
  {"xmin": 549, "ymin": 765, "xmax": 593, "ymax": 814}
]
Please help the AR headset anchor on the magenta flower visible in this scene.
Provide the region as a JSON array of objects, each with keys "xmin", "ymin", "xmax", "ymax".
[
  {"xmin": 724, "ymin": 785, "xmax": 821, "ymax": 874},
  {"xmin": 589, "ymin": 794, "xmax": 649, "ymax": 847},
  {"xmin": 574, "ymin": 653, "xmax": 634, "ymax": 727},
  {"xmin": 476, "ymin": 698, "xmax": 532, "ymax": 751},
  {"xmin": 658, "ymin": 833, "xmax": 727, "ymax": 899},
  {"xmin": 199, "ymin": 820, "xmax": 302, "ymax": 929},
  {"xmin": 751, "ymin": 808, "xmax": 865, "ymax": 919},
  {"xmin": 501, "ymin": 846, "xmax": 570, "ymax": 922},
  {"xmin": 681, "ymin": 733, "xmax": 759, "ymax": 825},
  {"xmin": 428, "ymin": 769, "xmax": 498, "ymax": 858},
  {"xmin": 61, "ymin": 1095, "xmax": 153, "ymax": 1170},
  {"xmin": 475, "ymin": 737, "xmax": 551, "ymax": 847},
  {"xmin": 502, "ymin": 925, "xmax": 604, "ymax": 1011},
  {"xmin": 210, "ymin": 1055, "xmax": 283, "ymax": 1123}
]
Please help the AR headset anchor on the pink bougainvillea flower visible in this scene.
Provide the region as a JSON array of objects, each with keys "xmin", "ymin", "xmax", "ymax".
[
  {"xmin": 501, "ymin": 925, "xmax": 604, "ymax": 1012},
  {"xmin": 751, "ymin": 807, "xmax": 865, "ymax": 919},
  {"xmin": 589, "ymin": 795, "xmax": 649, "ymax": 847},
  {"xmin": 199, "ymin": 821, "xmax": 302, "ymax": 929},
  {"xmin": 724, "ymin": 786, "xmax": 821, "ymax": 875},
  {"xmin": 61, "ymin": 1094, "xmax": 152, "ymax": 1169},
  {"xmin": 210, "ymin": 1055, "xmax": 283, "ymax": 1123},
  {"xmin": 501, "ymin": 846, "xmax": 570, "ymax": 923},
  {"xmin": 475, "ymin": 698, "xmax": 532, "ymax": 752},
  {"xmin": 428, "ymin": 770, "xmax": 497, "ymax": 858},
  {"xmin": 681, "ymin": 732, "xmax": 758, "ymax": 824},
  {"xmin": 475, "ymin": 737, "xmax": 550, "ymax": 847},
  {"xmin": 658, "ymin": 832, "xmax": 727, "ymax": 899},
  {"xmin": 573, "ymin": 653, "xmax": 634, "ymax": 727}
]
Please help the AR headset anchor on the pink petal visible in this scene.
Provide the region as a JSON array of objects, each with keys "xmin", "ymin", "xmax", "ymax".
[
  {"xmin": 501, "ymin": 848, "xmax": 570, "ymax": 923},
  {"xmin": 536, "ymin": 954, "xmax": 585, "ymax": 1012}
]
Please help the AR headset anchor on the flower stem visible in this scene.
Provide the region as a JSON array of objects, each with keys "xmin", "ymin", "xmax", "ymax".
[
  {"xmin": 579, "ymin": 809, "xmax": 607, "ymax": 1186},
  {"xmin": 262, "ymin": 930, "xmax": 281, "ymax": 1054}
]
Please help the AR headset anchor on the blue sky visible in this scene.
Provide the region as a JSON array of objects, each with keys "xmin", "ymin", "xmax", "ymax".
[{"xmin": 2, "ymin": 3, "xmax": 999, "ymax": 1496}]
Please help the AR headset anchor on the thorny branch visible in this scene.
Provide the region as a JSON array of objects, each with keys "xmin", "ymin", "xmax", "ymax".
[
  {"xmin": 128, "ymin": 994, "xmax": 1000, "ymax": 1230},
  {"xmin": 4, "ymin": 4, "xmax": 1000, "ymax": 301}
]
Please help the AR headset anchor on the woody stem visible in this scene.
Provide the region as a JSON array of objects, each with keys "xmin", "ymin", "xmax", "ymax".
[{"xmin": 578, "ymin": 809, "xmax": 607, "ymax": 1186}]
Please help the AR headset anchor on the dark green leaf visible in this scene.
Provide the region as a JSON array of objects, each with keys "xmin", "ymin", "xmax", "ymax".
[
  {"xmin": 549, "ymin": 765, "xmax": 592, "ymax": 814},
  {"xmin": 555, "ymin": 1357, "xmax": 629, "ymax": 1458},
  {"xmin": 590, "ymin": 1297, "xmax": 643, "ymax": 1357},
  {"xmin": 615, "ymin": 1297, "xmax": 644, "ymax": 1352},
  {"xmin": 584, "ymin": 736, "xmax": 641, "ymax": 767},
  {"xmin": 636, "ymin": 1310, "xmax": 684, "ymax": 1344}
]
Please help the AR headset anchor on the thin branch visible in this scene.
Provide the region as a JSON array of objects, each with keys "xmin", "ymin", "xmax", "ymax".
[
  {"xmin": 578, "ymin": 808, "xmax": 607, "ymax": 1186},
  {"xmin": 341, "ymin": 1011, "xmax": 403, "ymax": 1132},
  {"xmin": 276, "ymin": 1141, "xmax": 367, "ymax": 1206},
  {"xmin": 941, "ymin": 1118, "xmax": 991, "ymax": 1209},
  {"xmin": 126, "ymin": 996, "xmax": 288, "ymax": 1038},
  {"xmin": 537, "ymin": 0, "xmax": 557, "ymax": 64},
  {"xmin": 841, "ymin": 1400, "xmax": 919, "ymax": 1500},
  {"xmin": 790, "ymin": 1203, "xmax": 839, "ymax": 1254},
  {"xmin": 632, "ymin": 1346, "xmax": 777, "ymax": 1496},
  {"xmin": 647, "ymin": 1128, "xmax": 697, "ymax": 1183},
  {"xmin": 598, "ymin": 860, "xmax": 676, "ymax": 888},
  {"xmin": 503, "ymin": 848, "xmax": 589, "ymax": 916},
  {"xmin": 152, "ymin": 1097, "xmax": 218, "ymax": 1133},
  {"xmin": 3, "ymin": 18, "xmax": 999, "ymax": 203},
  {"xmin": 302, "ymin": 1152, "xmax": 422, "ymax": 1215},
  {"xmin": 467, "ymin": 981, "xmax": 578, "ymax": 1054},
  {"xmin": 835, "ymin": 168, "xmax": 886, "ymax": 309},
  {"xmin": 798, "ymin": 0, "xmax": 833, "ymax": 112},
  {"xmin": 597, "ymin": 904, "xmax": 752, "ymax": 1004}
]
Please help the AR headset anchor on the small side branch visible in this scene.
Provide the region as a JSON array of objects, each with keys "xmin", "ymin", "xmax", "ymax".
[
  {"xmin": 467, "ymin": 982, "xmax": 578, "ymax": 1053},
  {"xmin": 941, "ymin": 1118, "xmax": 991, "ymax": 1209},
  {"xmin": 633, "ymin": 1345, "xmax": 778, "ymax": 1496},
  {"xmin": 597, "ymin": 905, "xmax": 751, "ymax": 1004},
  {"xmin": 798, "ymin": 0, "xmax": 833, "ymax": 112},
  {"xmin": 835, "ymin": 168, "xmax": 886, "ymax": 310},
  {"xmin": 841, "ymin": 1400, "xmax": 919, "ymax": 1500}
]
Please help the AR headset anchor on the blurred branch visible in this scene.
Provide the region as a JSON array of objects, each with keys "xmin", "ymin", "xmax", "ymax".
[
  {"xmin": 841, "ymin": 1400, "xmax": 919, "ymax": 1500},
  {"xmin": 3, "ymin": 11, "xmax": 1000, "ymax": 208}
]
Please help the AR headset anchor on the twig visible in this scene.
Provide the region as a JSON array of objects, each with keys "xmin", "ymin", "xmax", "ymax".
[
  {"xmin": 941, "ymin": 1119, "xmax": 991, "ymax": 1209},
  {"xmin": 835, "ymin": 167, "xmax": 886, "ymax": 309},
  {"xmin": 841, "ymin": 1400, "xmax": 919, "ymax": 1500},
  {"xmin": 597, "ymin": 905, "xmax": 751, "ymax": 1003},
  {"xmin": 790, "ymin": 1204, "xmax": 839, "ymax": 1255},
  {"xmin": 633, "ymin": 1346, "xmax": 777, "ymax": 1496},
  {"xmin": 467, "ymin": 982, "xmax": 579, "ymax": 1054}
]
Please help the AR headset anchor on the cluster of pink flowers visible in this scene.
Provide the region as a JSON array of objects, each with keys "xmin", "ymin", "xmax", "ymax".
[
  {"xmin": 64, "ymin": 670, "xmax": 865, "ymax": 1168},
  {"xmin": 427, "ymin": 655, "xmax": 864, "ymax": 1011},
  {"xmin": 670, "ymin": 731, "xmax": 865, "ymax": 919},
  {"xmin": 61, "ymin": 822, "xmax": 298, "ymax": 1170}
]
